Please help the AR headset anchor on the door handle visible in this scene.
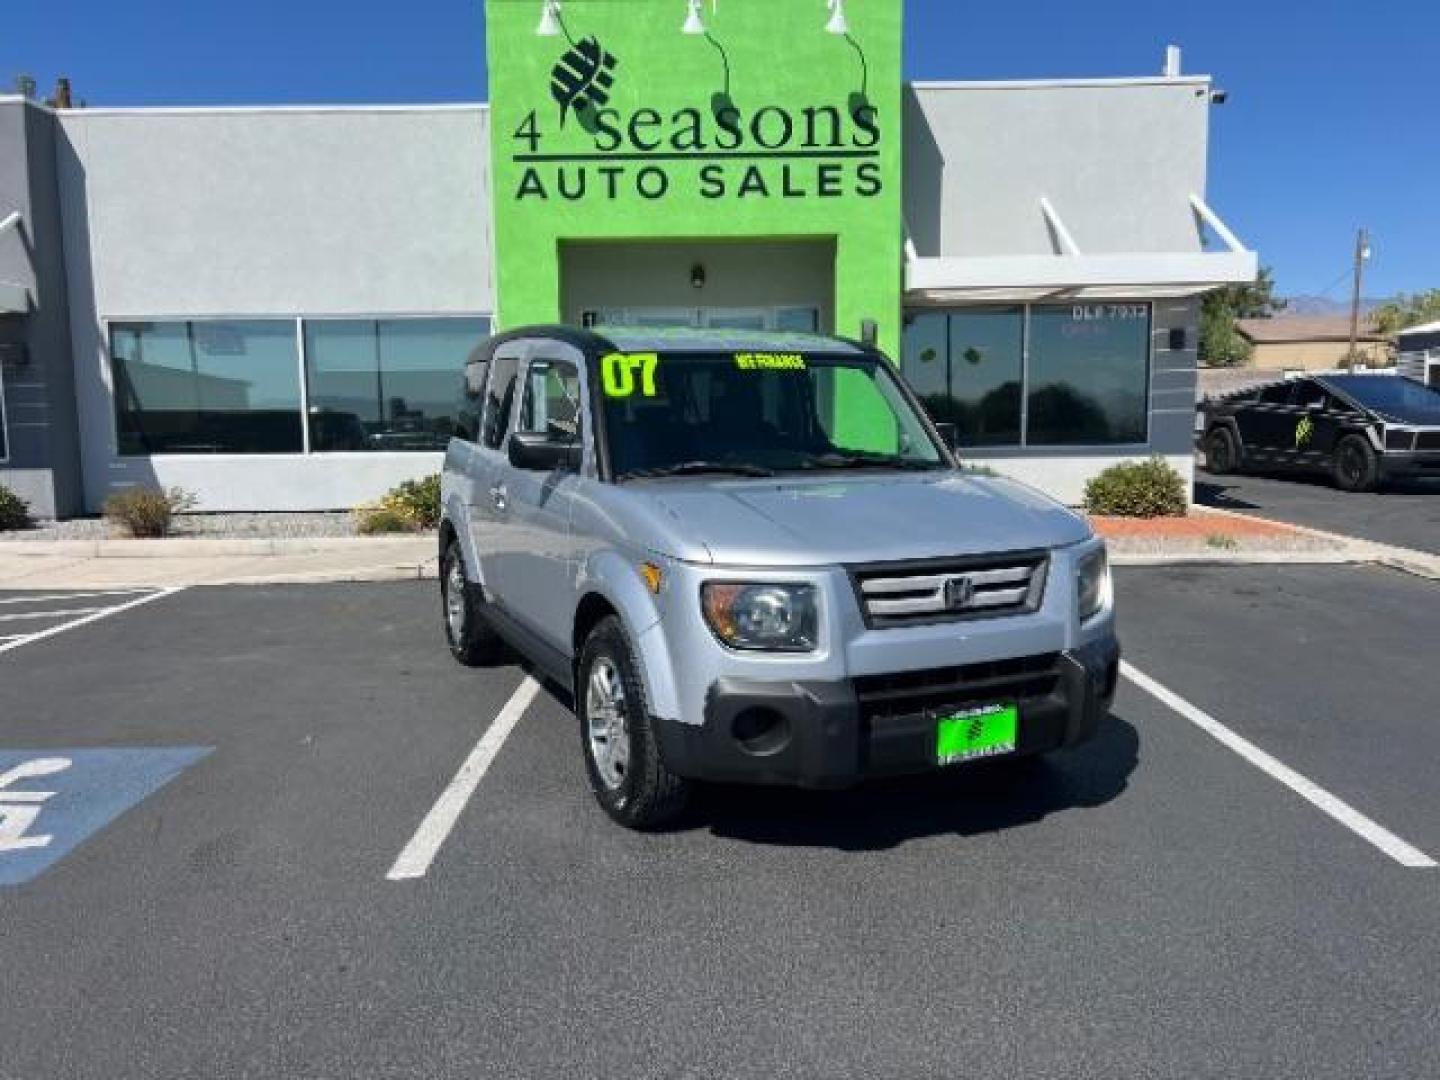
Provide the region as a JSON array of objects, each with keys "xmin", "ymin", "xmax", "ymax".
[{"xmin": 489, "ymin": 483, "xmax": 508, "ymax": 512}]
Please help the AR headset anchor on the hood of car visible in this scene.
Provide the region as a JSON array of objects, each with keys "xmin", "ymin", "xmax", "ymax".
[{"xmin": 631, "ymin": 472, "xmax": 1092, "ymax": 566}]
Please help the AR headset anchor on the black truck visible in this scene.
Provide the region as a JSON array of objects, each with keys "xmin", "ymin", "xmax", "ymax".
[{"xmin": 1200, "ymin": 374, "xmax": 1440, "ymax": 492}]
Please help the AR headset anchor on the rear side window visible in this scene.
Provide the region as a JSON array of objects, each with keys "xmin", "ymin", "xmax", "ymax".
[
  {"xmin": 1258, "ymin": 384, "xmax": 1293, "ymax": 406},
  {"xmin": 482, "ymin": 355, "xmax": 521, "ymax": 449}
]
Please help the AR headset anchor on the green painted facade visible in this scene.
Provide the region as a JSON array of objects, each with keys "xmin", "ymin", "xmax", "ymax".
[{"xmin": 484, "ymin": 0, "xmax": 905, "ymax": 356}]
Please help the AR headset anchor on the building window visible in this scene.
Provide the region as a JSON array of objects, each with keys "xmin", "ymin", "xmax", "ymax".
[
  {"xmin": 1026, "ymin": 304, "xmax": 1150, "ymax": 446},
  {"xmin": 902, "ymin": 303, "xmax": 1151, "ymax": 448},
  {"xmin": 110, "ymin": 321, "xmax": 304, "ymax": 455},
  {"xmin": 305, "ymin": 317, "xmax": 491, "ymax": 452}
]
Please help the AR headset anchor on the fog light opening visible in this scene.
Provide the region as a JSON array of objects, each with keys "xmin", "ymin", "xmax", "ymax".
[{"xmin": 731, "ymin": 708, "xmax": 791, "ymax": 757}]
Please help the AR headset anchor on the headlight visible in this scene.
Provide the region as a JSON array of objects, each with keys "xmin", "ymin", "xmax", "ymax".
[
  {"xmin": 1077, "ymin": 548, "xmax": 1111, "ymax": 621},
  {"xmin": 701, "ymin": 582, "xmax": 818, "ymax": 652}
]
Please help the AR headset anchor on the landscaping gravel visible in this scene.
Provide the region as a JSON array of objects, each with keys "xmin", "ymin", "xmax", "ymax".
[{"xmin": 0, "ymin": 512, "xmax": 367, "ymax": 542}]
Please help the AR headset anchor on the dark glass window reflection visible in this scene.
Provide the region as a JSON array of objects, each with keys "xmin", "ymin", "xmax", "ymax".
[
  {"xmin": 1026, "ymin": 304, "xmax": 1150, "ymax": 446},
  {"xmin": 306, "ymin": 317, "xmax": 491, "ymax": 452},
  {"xmin": 111, "ymin": 321, "xmax": 303, "ymax": 454},
  {"xmin": 901, "ymin": 309, "xmax": 1023, "ymax": 446},
  {"xmin": 948, "ymin": 309, "xmax": 1023, "ymax": 445}
]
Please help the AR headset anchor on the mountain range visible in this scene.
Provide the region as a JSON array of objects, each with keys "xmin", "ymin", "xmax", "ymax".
[{"xmin": 1280, "ymin": 295, "xmax": 1385, "ymax": 316}]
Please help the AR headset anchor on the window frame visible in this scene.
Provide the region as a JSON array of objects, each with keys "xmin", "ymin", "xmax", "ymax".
[
  {"xmin": 902, "ymin": 302, "xmax": 1155, "ymax": 450},
  {"xmin": 102, "ymin": 312, "xmax": 493, "ymax": 459},
  {"xmin": 0, "ymin": 360, "xmax": 10, "ymax": 464}
]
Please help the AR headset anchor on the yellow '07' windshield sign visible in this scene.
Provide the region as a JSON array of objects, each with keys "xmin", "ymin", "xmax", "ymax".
[
  {"xmin": 735, "ymin": 352, "xmax": 806, "ymax": 371},
  {"xmin": 601, "ymin": 353, "xmax": 660, "ymax": 398}
]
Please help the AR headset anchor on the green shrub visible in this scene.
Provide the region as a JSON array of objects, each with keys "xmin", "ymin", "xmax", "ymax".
[
  {"xmin": 354, "ymin": 474, "xmax": 442, "ymax": 535},
  {"xmin": 1082, "ymin": 457, "xmax": 1188, "ymax": 518},
  {"xmin": 102, "ymin": 486, "xmax": 197, "ymax": 538},
  {"xmin": 0, "ymin": 484, "xmax": 32, "ymax": 531}
]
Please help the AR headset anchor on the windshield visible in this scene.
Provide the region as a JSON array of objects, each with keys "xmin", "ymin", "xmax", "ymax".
[
  {"xmin": 1325, "ymin": 375, "xmax": 1440, "ymax": 424},
  {"xmin": 597, "ymin": 350, "xmax": 947, "ymax": 479}
]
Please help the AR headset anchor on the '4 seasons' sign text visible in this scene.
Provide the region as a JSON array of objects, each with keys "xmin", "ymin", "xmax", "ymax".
[{"xmin": 511, "ymin": 36, "xmax": 883, "ymax": 204}]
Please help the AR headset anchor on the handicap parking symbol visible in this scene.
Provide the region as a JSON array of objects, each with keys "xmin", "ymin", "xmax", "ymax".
[{"xmin": 0, "ymin": 748, "xmax": 211, "ymax": 886}]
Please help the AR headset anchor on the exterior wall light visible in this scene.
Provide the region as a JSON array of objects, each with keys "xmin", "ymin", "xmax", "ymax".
[
  {"xmin": 536, "ymin": 0, "xmax": 563, "ymax": 37},
  {"xmin": 691, "ymin": 264, "xmax": 707, "ymax": 290},
  {"xmin": 682, "ymin": 0, "xmax": 707, "ymax": 35},
  {"xmin": 826, "ymin": 0, "xmax": 849, "ymax": 35}
]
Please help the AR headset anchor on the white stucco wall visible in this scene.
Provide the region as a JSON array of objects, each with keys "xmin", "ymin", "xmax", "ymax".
[
  {"xmin": 904, "ymin": 78, "xmax": 1213, "ymax": 259},
  {"xmin": 58, "ymin": 105, "xmax": 494, "ymax": 512}
]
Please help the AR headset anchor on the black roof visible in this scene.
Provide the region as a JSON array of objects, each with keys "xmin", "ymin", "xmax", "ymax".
[{"xmin": 480, "ymin": 324, "xmax": 871, "ymax": 359}]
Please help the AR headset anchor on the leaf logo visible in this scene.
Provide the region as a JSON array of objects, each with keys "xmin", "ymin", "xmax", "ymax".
[{"xmin": 551, "ymin": 36, "xmax": 619, "ymax": 128}]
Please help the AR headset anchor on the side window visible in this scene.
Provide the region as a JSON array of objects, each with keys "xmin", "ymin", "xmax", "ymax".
[
  {"xmin": 456, "ymin": 357, "xmax": 488, "ymax": 442},
  {"xmin": 517, "ymin": 359, "xmax": 582, "ymax": 441},
  {"xmin": 1293, "ymin": 380, "xmax": 1327, "ymax": 410},
  {"xmin": 481, "ymin": 354, "xmax": 521, "ymax": 449},
  {"xmin": 1258, "ymin": 384, "xmax": 1294, "ymax": 406}
]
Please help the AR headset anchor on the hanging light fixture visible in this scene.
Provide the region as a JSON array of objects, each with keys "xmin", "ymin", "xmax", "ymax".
[
  {"xmin": 682, "ymin": 0, "xmax": 707, "ymax": 35},
  {"xmin": 536, "ymin": 0, "xmax": 563, "ymax": 37},
  {"xmin": 825, "ymin": 0, "xmax": 849, "ymax": 35}
]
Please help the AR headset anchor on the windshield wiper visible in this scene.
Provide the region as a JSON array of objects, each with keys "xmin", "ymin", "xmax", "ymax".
[
  {"xmin": 620, "ymin": 461, "xmax": 776, "ymax": 480},
  {"xmin": 796, "ymin": 453, "xmax": 947, "ymax": 472}
]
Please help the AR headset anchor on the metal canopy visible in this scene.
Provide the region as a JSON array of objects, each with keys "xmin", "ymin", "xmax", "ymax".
[{"xmin": 904, "ymin": 194, "xmax": 1258, "ymax": 303}]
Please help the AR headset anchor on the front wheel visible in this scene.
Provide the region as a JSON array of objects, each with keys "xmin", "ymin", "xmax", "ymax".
[
  {"xmin": 1206, "ymin": 427, "xmax": 1241, "ymax": 475},
  {"xmin": 1333, "ymin": 435, "xmax": 1379, "ymax": 493},
  {"xmin": 441, "ymin": 539, "xmax": 504, "ymax": 667},
  {"xmin": 577, "ymin": 616, "xmax": 690, "ymax": 830}
]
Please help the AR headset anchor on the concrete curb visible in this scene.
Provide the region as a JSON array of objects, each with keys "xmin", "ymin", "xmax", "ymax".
[
  {"xmin": 202, "ymin": 562, "xmax": 441, "ymax": 586},
  {"xmin": 0, "ymin": 535, "xmax": 437, "ymax": 559},
  {"xmin": 1110, "ymin": 550, "xmax": 1366, "ymax": 568},
  {"xmin": 1115, "ymin": 505, "xmax": 1440, "ymax": 581}
]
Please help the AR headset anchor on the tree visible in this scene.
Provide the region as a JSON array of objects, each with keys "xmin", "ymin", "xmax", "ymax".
[
  {"xmin": 1199, "ymin": 266, "xmax": 1287, "ymax": 367},
  {"xmin": 1371, "ymin": 290, "xmax": 1440, "ymax": 337}
]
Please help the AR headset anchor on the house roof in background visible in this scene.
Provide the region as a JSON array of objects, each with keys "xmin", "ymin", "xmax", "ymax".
[{"xmin": 1236, "ymin": 316, "xmax": 1385, "ymax": 344}]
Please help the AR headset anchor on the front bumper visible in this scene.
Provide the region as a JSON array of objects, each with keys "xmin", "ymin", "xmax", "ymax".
[
  {"xmin": 1379, "ymin": 451, "xmax": 1440, "ymax": 479},
  {"xmin": 653, "ymin": 636, "xmax": 1120, "ymax": 788}
]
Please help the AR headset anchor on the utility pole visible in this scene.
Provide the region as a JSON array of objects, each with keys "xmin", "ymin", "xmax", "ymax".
[{"xmin": 1347, "ymin": 227, "xmax": 1370, "ymax": 367}]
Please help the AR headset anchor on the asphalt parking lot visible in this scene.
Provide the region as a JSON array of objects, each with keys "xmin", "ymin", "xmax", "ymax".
[
  {"xmin": 1, "ymin": 570, "xmax": 1437, "ymax": 1078},
  {"xmin": 1198, "ymin": 464, "xmax": 1440, "ymax": 554}
]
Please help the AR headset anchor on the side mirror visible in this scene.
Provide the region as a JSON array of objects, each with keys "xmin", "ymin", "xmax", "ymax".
[
  {"xmin": 508, "ymin": 432, "xmax": 581, "ymax": 472},
  {"xmin": 934, "ymin": 422, "xmax": 960, "ymax": 450}
]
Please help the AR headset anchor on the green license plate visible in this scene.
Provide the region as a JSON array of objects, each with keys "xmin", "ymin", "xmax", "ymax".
[{"xmin": 936, "ymin": 704, "xmax": 1018, "ymax": 765}]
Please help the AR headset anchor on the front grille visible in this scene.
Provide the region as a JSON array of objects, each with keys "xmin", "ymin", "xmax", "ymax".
[
  {"xmin": 1416, "ymin": 431, "xmax": 1440, "ymax": 451},
  {"xmin": 853, "ymin": 653, "xmax": 1061, "ymax": 724},
  {"xmin": 850, "ymin": 551, "xmax": 1048, "ymax": 628}
]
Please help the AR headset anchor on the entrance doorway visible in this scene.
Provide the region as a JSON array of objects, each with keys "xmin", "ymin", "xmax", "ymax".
[{"xmin": 560, "ymin": 239, "xmax": 835, "ymax": 335}]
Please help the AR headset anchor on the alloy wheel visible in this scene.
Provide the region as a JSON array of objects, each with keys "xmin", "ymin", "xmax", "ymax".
[
  {"xmin": 445, "ymin": 559, "xmax": 467, "ymax": 642},
  {"xmin": 586, "ymin": 656, "xmax": 631, "ymax": 790}
]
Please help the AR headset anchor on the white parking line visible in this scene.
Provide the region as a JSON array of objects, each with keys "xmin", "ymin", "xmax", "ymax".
[
  {"xmin": 1122, "ymin": 661, "xmax": 1437, "ymax": 869},
  {"xmin": 0, "ymin": 588, "xmax": 184, "ymax": 656},
  {"xmin": 0, "ymin": 589, "xmax": 154, "ymax": 606},
  {"xmin": 387, "ymin": 677, "xmax": 543, "ymax": 882},
  {"xmin": 0, "ymin": 608, "xmax": 106, "ymax": 622}
]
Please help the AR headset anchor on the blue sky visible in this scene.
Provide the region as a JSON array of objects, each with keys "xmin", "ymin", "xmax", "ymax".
[{"xmin": 5, "ymin": 0, "xmax": 1436, "ymax": 300}]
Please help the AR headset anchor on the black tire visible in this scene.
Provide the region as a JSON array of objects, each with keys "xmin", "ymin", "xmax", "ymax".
[
  {"xmin": 441, "ymin": 539, "xmax": 504, "ymax": 667},
  {"xmin": 577, "ymin": 616, "xmax": 690, "ymax": 830},
  {"xmin": 1206, "ymin": 426, "xmax": 1241, "ymax": 475},
  {"xmin": 1333, "ymin": 435, "xmax": 1379, "ymax": 493}
]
